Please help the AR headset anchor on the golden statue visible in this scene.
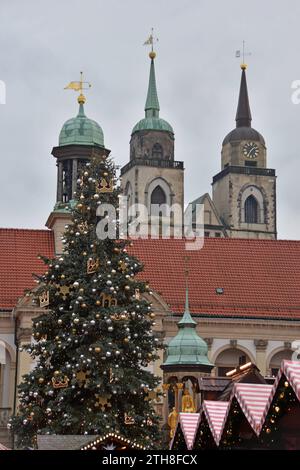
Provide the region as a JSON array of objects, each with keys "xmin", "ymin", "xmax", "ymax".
[
  {"xmin": 167, "ymin": 407, "xmax": 178, "ymax": 439},
  {"xmin": 181, "ymin": 389, "xmax": 196, "ymax": 413}
]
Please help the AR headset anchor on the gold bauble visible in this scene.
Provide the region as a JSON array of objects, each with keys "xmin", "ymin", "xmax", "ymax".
[
  {"xmin": 38, "ymin": 378, "xmax": 44, "ymax": 384},
  {"xmin": 54, "ymin": 371, "xmax": 60, "ymax": 376},
  {"xmin": 96, "ymin": 300, "xmax": 101, "ymax": 306},
  {"xmin": 79, "ymin": 288, "xmax": 84, "ymax": 294},
  {"xmin": 124, "ymin": 286, "xmax": 130, "ymax": 291},
  {"xmin": 149, "ymin": 313, "xmax": 155, "ymax": 318},
  {"xmin": 124, "ymin": 338, "xmax": 130, "ymax": 343},
  {"xmin": 61, "ymin": 274, "xmax": 65, "ymax": 279},
  {"xmin": 95, "ymin": 347, "xmax": 101, "ymax": 353},
  {"xmin": 96, "ymin": 313, "xmax": 100, "ymax": 318}
]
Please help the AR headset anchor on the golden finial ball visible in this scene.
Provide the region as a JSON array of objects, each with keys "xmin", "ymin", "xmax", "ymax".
[
  {"xmin": 78, "ymin": 93, "xmax": 86, "ymax": 104},
  {"xmin": 241, "ymin": 63, "xmax": 247, "ymax": 70},
  {"xmin": 149, "ymin": 51, "xmax": 156, "ymax": 59}
]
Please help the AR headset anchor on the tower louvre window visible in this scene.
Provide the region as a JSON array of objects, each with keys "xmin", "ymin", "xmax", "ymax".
[
  {"xmin": 152, "ymin": 143, "xmax": 163, "ymax": 159},
  {"xmin": 245, "ymin": 195, "xmax": 259, "ymax": 223}
]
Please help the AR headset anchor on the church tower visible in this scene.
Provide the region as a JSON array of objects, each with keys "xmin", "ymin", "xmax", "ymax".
[
  {"xmin": 212, "ymin": 64, "xmax": 277, "ymax": 239},
  {"xmin": 120, "ymin": 49, "xmax": 184, "ymax": 231},
  {"xmin": 46, "ymin": 83, "xmax": 110, "ymax": 253}
]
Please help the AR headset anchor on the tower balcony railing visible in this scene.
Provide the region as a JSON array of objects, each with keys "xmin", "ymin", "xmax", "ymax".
[
  {"xmin": 213, "ymin": 165, "xmax": 276, "ymax": 183},
  {"xmin": 120, "ymin": 158, "xmax": 184, "ymax": 175}
]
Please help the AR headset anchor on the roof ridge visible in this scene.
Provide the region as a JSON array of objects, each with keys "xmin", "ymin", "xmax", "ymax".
[{"xmin": 0, "ymin": 227, "xmax": 52, "ymax": 233}]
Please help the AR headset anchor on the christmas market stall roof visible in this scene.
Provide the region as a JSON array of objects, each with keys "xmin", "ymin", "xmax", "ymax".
[
  {"xmin": 0, "ymin": 443, "xmax": 9, "ymax": 450},
  {"xmin": 217, "ymin": 362, "xmax": 269, "ymax": 401},
  {"xmin": 171, "ymin": 360, "xmax": 300, "ymax": 450},
  {"xmin": 228, "ymin": 383, "xmax": 274, "ymax": 436},
  {"xmin": 1, "ymin": 231, "xmax": 300, "ymax": 321},
  {"xmin": 171, "ymin": 413, "xmax": 200, "ymax": 450},
  {"xmin": 201, "ymin": 400, "xmax": 230, "ymax": 446},
  {"xmin": 37, "ymin": 433, "xmax": 145, "ymax": 450},
  {"xmin": 270, "ymin": 359, "xmax": 300, "ymax": 403}
]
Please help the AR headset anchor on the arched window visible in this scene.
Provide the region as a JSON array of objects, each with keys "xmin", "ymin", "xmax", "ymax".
[
  {"xmin": 152, "ymin": 143, "xmax": 163, "ymax": 159},
  {"xmin": 245, "ymin": 195, "xmax": 259, "ymax": 223},
  {"xmin": 215, "ymin": 348, "xmax": 251, "ymax": 377},
  {"xmin": 269, "ymin": 349, "xmax": 292, "ymax": 377},
  {"xmin": 151, "ymin": 185, "xmax": 166, "ymax": 205}
]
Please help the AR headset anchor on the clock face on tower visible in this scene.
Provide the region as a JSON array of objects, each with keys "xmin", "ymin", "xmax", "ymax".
[{"xmin": 243, "ymin": 141, "xmax": 259, "ymax": 159}]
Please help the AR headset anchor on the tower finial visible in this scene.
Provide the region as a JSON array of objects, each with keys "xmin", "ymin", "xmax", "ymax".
[
  {"xmin": 144, "ymin": 28, "xmax": 158, "ymax": 59},
  {"xmin": 235, "ymin": 40, "xmax": 251, "ymax": 70},
  {"xmin": 144, "ymin": 34, "xmax": 160, "ymax": 118},
  {"xmin": 64, "ymin": 71, "xmax": 91, "ymax": 105},
  {"xmin": 235, "ymin": 61, "xmax": 252, "ymax": 128},
  {"xmin": 184, "ymin": 256, "xmax": 190, "ymax": 313}
]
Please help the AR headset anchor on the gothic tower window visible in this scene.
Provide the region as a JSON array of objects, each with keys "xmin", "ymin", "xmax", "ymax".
[
  {"xmin": 245, "ymin": 195, "xmax": 259, "ymax": 223},
  {"xmin": 151, "ymin": 185, "xmax": 166, "ymax": 205},
  {"xmin": 152, "ymin": 143, "xmax": 163, "ymax": 159}
]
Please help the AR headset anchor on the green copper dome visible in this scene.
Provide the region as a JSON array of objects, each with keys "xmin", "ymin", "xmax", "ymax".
[
  {"xmin": 162, "ymin": 290, "xmax": 213, "ymax": 368},
  {"xmin": 132, "ymin": 116, "xmax": 173, "ymax": 134},
  {"xmin": 59, "ymin": 102, "xmax": 104, "ymax": 147},
  {"xmin": 132, "ymin": 57, "xmax": 174, "ymax": 135}
]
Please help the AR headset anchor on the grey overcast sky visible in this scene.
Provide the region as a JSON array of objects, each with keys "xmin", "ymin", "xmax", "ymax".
[{"xmin": 0, "ymin": 0, "xmax": 300, "ymax": 239}]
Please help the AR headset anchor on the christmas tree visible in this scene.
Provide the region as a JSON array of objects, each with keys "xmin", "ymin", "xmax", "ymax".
[{"xmin": 10, "ymin": 156, "xmax": 162, "ymax": 449}]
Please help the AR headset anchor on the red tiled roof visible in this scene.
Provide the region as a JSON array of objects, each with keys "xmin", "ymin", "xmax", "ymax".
[
  {"xmin": 1, "ymin": 229, "xmax": 300, "ymax": 320},
  {"xmin": 0, "ymin": 228, "xmax": 54, "ymax": 309},
  {"xmin": 130, "ymin": 238, "xmax": 300, "ymax": 319}
]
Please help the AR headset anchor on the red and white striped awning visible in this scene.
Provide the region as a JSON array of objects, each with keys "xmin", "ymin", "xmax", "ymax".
[
  {"xmin": 272, "ymin": 360, "xmax": 300, "ymax": 402},
  {"xmin": 202, "ymin": 400, "xmax": 230, "ymax": 446},
  {"xmin": 178, "ymin": 413, "xmax": 200, "ymax": 450},
  {"xmin": 0, "ymin": 443, "xmax": 9, "ymax": 450},
  {"xmin": 232, "ymin": 383, "xmax": 273, "ymax": 435}
]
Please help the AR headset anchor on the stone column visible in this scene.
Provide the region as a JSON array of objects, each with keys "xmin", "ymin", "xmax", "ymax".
[
  {"xmin": 254, "ymin": 339, "xmax": 268, "ymax": 375},
  {"xmin": 57, "ymin": 162, "xmax": 63, "ymax": 202},
  {"xmin": 162, "ymin": 382, "xmax": 170, "ymax": 424},
  {"xmin": 176, "ymin": 382, "xmax": 184, "ymax": 412},
  {"xmin": 72, "ymin": 159, "xmax": 78, "ymax": 197}
]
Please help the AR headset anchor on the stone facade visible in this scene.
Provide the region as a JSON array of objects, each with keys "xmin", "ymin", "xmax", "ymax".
[
  {"xmin": 130, "ymin": 130, "xmax": 174, "ymax": 162},
  {"xmin": 212, "ymin": 167, "xmax": 277, "ymax": 239}
]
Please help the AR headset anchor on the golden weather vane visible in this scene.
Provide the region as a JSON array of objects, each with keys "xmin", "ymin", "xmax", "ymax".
[
  {"xmin": 143, "ymin": 27, "xmax": 159, "ymax": 59},
  {"xmin": 64, "ymin": 71, "xmax": 91, "ymax": 104},
  {"xmin": 235, "ymin": 40, "xmax": 252, "ymax": 70}
]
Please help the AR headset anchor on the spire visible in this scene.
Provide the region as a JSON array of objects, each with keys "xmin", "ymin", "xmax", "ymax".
[
  {"xmin": 178, "ymin": 288, "xmax": 197, "ymax": 328},
  {"xmin": 77, "ymin": 101, "xmax": 86, "ymax": 118},
  {"xmin": 145, "ymin": 56, "xmax": 160, "ymax": 118},
  {"xmin": 235, "ymin": 65, "xmax": 252, "ymax": 128}
]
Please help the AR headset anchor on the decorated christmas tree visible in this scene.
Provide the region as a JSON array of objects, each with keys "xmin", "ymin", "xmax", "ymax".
[{"xmin": 10, "ymin": 156, "xmax": 162, "ymax": 449}]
